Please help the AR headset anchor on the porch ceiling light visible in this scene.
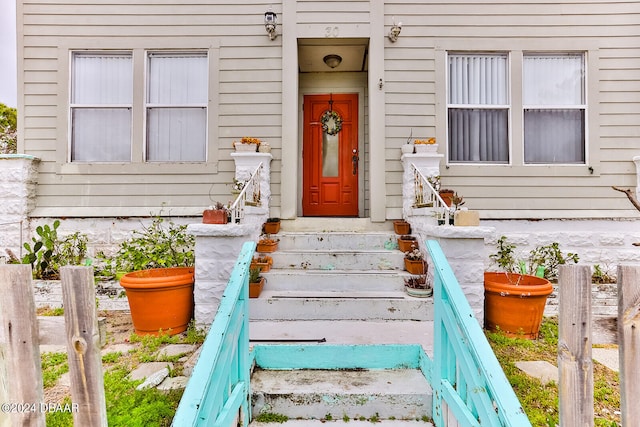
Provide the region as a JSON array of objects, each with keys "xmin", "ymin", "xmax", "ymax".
[
  {"xmin": 323, "ymin": 54, "xmax": 342, "ymax": 69},
  {"xmin": 265, "ymin": 8, "xmax": 277, "ymax": 40}
]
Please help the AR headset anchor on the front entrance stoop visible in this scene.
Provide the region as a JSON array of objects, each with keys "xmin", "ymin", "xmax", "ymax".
[
  {"xmin": 248, "ymin": 219, "xmax": 434, "ymax": 426},
  {"xmin": 249, "ymin": 218, "xmax": 434, "ymax": 347}
]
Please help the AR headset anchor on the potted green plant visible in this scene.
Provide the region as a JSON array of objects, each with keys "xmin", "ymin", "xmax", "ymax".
[
  {"xmin": 262, "ymin": 217, "xmax": 281, "ymax": 234},
  {"xmin": 203, "ymin": 201, "xmax": 228, "ymax": 224},
  {"xmin": 484, "ymin": 236, "xmax": 578, "ymax": 339},
  {"xmin": 249, "ymin": 266, "xmax": 265, "ymax": 298},
  {"xmin": 115, "ymin": 216, "xmax": 195, "ymax": 336},
  {"xmin": 404, "ymin": 248, "xmax": 426, "ymax": 275},
  {"xmin": 404, "ymin": 275, "xmax": 432, "ymax": 298}
]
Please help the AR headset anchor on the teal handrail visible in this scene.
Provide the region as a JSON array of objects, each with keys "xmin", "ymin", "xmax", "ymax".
[
  {"xmin": 172, "ymin": 241, "xmax": 256, "ymax": 427},
  {"xmin": 427, "ymin": 240, "xmax": 531, "ymax": 426}
]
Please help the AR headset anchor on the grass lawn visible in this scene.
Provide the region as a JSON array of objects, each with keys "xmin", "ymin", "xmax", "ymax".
[{"xmin": 486, "ymin": 317, "xmax": 621, "ymax": 427}]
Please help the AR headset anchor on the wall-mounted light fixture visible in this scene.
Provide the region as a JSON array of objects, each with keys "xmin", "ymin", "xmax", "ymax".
[
  {"xmin": 264, "ymin": 8, "xmax": 277, "ymax": 40},
  {"xmin": 323, "ymin": 54, "xmax": 342, "ymax": 69},
  {"xmin": 388, "ymin": 17, "xmax": 402, "ymax": 42}
]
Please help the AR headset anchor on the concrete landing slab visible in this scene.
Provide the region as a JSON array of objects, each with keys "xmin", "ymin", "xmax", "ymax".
[
  {"xmin": 250, "ymin": 320, "xmax": 434, "ymax": 356},
  {"xmin": 515, "ymin": 361, "xmax": 558, "ymax": 385},
  {"xmin": 252, "ymin": 368, "xmax": 431, "ymax": 420}
]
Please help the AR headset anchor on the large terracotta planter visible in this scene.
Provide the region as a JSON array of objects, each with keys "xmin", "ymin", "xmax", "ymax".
[
  {"xmin": 484, "ymin": 272, "xmax": 553, "ymax": 339},
  {"xmin": 120, "ymin": 267, "xmax": 195, "ymax": 336}
]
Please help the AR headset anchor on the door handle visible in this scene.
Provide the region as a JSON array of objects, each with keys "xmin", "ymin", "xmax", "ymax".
[{"xmin": 352, "ymin": 149, "xmax": 359, "ymax": 175}]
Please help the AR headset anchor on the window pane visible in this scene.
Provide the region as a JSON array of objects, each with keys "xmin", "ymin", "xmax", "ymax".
[
  {"xmin": 147, "ymin": 107, "xmax": 206, "ymax": 161},
  {"xmin": 449, "ymin": 54, "xmax": 508, "ymax": 105},
  {"xmin": 148, "ymin": 53, "xmax": 208, "ymax": 104},
  {"xmin": 524, "ymin": 54, "xmax": 584, "ymax": 105},
  {"xmin": 524, "ymin": 109, "xmax": 585, "ymax": 164},
  {"xmin": 448, "ymin": 108, "xmax": 509, "ymax": 163},
  {"xmin": 72, "ymin": 108, "xmax": 131, "ymax": 161},
  {"xmin": 322, "ymin": 131, "xmax": 339, "ymax": 177},
  {"xmin": 72, "ymin": 54, "xmax": 132, "ymax": 104}
]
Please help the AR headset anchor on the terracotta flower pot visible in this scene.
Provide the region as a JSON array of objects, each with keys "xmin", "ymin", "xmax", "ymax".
[
  {"xmin": 439, "ymin": 190, "xmax": 454, "ymax": 207},
  {"xmin": 393, "ymin": 220, "xmax": 411, "ymax": 235},
  {"xmin": 404, "ymin": 258, "xmax": 426, "ymax": 275},
  {"xmin": 203, "ymin": 209, "xmax": 228, "ymax": 224},
  {"xmin": 249, "ymin": 277, "xmax": 265, "ymax": 298},
  {"xmin": 256, "ymin": 240, "xmax": 278, "ymax": 253},
  {"xmin": 263, "ymin": 221, "xmax": 280, "ymax": 234},
  {"xmin": 119, "ymin": 267, "xmax": 194, "ymax": 336},
  {"xmin": 397, "ymin": 237, "xmax": 418, "ymax": 253},
  {"xmin": 250, "ymin": 256, "xmax": 273, "ymax": 273},
  {"xmin": 484, "ymin": 272, "xmax": 553, "ymax": 339}
]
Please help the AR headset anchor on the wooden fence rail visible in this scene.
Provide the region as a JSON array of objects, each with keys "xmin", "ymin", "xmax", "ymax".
[
  {"xmin": 617, "ymin": 265, "xmax": 640, "ymax": 426},
  {"xmin": 0, "ymin": 264, "xmax": 106, "ymax": 427}
]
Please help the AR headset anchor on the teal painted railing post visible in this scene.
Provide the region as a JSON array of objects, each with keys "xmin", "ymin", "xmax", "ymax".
[
  {"xmin": 172, "ymin": 241, "xmax": 256, "ymax": 426},
  {"xmin": 427, "ymin": 240, "xmax": 531, "ymax": 427}
]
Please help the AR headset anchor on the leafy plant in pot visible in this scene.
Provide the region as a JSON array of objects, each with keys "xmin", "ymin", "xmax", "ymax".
[
  {"xmin": 256, "ymin": 233, "xmax": 279, "ymax": 253},
  {"xmin": 115, "ymin": 216, "xmax": 196, "ymax": 336},
  {"xmin": 249, "ymin": 266, "xmax": 265, "ymax": 298},
  {"xmin": 484, "ymin": 236, "xmax": 578, "ymax": 339}
]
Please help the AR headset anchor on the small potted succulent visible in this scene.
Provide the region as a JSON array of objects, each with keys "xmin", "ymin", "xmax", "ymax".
[
  {"xmin": 404, "ymin": 247, "xmax": 426, "ymax": 275},
  {"xmin": 250, "ymin": 255, "xmax": 273, "ymax": 273},
  {"xmin": 262, "ymin": 217, "xmax": 281, "ymax": 234},
  {"xmin": 256, "ymin": 233, "xmax": 279, "ymax": 253},
  {"xmin": 233, "ymin": 136, "xmax": 261, "ymax": 152},
  {"xmin": 203, "ymin": 201, "xmax": 229, "ymax": 224},
  {"xmin": 249, "ymin": 266, "xmax": 265, "ymax": 298},
  {"xmin": 404, "ymin": 275, "xmax": 432, "ymax": 298}
]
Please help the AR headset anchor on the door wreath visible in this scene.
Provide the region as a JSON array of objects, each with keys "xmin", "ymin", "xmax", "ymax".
[{"xmin": 321, "ymin": 110, "xmax": 342, "ymax": 135}]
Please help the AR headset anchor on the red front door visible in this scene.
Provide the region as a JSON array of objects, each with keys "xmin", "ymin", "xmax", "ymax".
[{"xmin": 302, "ymin": 94, "xmax": 359, "ymax": 216}]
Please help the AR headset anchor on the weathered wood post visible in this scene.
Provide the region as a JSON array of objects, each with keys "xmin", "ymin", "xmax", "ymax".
[
  {"xmin": 60, "ymin": 266, "xmax": 107, "ymax": 426},
  {"xmin": 557, "ymin": 265, "xmax": 594, "ymax": 427},
  {"xmin": 617, "ymin": 265, "xmax": 640, "ymax": 425},
  {"xmin": 0, "ymin": 264, "xmax": 45, "ymax": 427}
]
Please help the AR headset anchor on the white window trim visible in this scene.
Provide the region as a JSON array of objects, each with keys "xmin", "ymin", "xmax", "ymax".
[
  {"xmin": 435, "ymin": 42, "xmax": 600, "ymax": 177},
  {"xmin": 57, "ymin": 41, "xmax": 220, "ymax": 175}
]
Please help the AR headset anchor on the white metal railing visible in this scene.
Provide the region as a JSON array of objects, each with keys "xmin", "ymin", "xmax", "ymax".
[
  {"xmin": 411, "ymin": 163, "xmax": 450, "ymax": 224},
  {"xmin": 229, "ymin": 163, "xmax": 263, "ymax": 224}
]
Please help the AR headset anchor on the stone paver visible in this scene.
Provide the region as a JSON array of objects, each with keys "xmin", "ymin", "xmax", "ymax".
[
  {"xmin": 515, "ymin": 360, "xmax": 558, "ymax": 385},
  {"xmin": 157, "ymin": 344, "xmax": 197, "ymax": 358},
  {"xmin": 128, "ymin": 362, "xmax": 174, "ymax": 382},
  {"xmin": 592, "ymin": 347, "xmax": 619, "ymax": 372}
]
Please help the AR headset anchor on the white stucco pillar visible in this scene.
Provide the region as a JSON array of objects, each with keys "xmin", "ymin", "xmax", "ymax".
[
  {"xmin": 187, "ymin": 223, "xmax": 260, "ymax": 328},
  {"xmin": 401, "ymin": 151, "xmax": 443, "ymax": 219},
  {"xmin": 0, "ymin": 155, "xmax": 40, "ymax": 262},
  {"xmin": 634, "ymin": 156, "xmax": 640, "ymax": 200}
]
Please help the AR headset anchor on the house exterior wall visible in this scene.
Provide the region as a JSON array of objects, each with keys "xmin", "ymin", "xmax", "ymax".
[{"xmin": 16, "ymin": 0, "xmax": 640, "ymax": 221}]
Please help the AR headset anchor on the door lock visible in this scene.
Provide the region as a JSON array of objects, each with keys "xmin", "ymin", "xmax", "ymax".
[{"xmin": 352, "ymin": 149, "xmax": 359, "ymax": 175}]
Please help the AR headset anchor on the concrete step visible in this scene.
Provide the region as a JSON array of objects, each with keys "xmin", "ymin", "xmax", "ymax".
[
  {"xmin": 251, "ymin": 368, "xmax": 432, "ymax": 421},
  {"xmin": 276, "ymin": 232, "xmax": 399, "ymax": 251},
  {"xmin": 250, "ymin": 421, "xmax": 433, "ymax": 426},
  {"xmin": 268, "ymin": 250, "xmax": 405, "ymax": 271},
  {"xmin": 249, "ymin": 290, "xmax": 432, "ymax": 321},
  {"xmin": 260, "ymin": 269, "xmax": 409, "ymax": 292},
  {"xmin": 249, "ymin": 320, "xmax": 434, "ymax": 354},
  {"xmin": 279, "ymin": 218, "xmax": 395, "ymax": 233}
]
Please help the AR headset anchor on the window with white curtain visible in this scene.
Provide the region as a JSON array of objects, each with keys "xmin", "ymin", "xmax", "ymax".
[
  {"xmin": 146, "ymin": 52, "xmax": 208, "ymax": 162},
  {"xmin": 523, "ymin": 53, "xmax": 585, "ymax": 164},
  {"xmin": 71, "ymin": 53, "xmax": 133, "ymax": 162},
  {"xmin": 448, "ymin": 53, "xmax": 509, "ymax": 163}
]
